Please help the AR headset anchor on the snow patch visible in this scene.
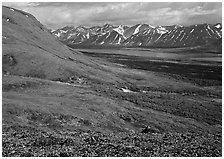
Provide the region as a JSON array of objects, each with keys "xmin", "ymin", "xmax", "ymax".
[
  {"xmin": 86, "ymin": 32, "xmax": 90, "ymax": 39},
  {"xmin": 110, "ymin": 34, "xmax": 118, "ymax": 44},
  {"xmin": 60, "ymin": 30, "xmax": 68, "ymax": 33},
  {"xmin": 158, "ymin": 26, "xmax": 166, "ymax": 30},
  {"xmin": 170, "ymin": 35, "xmax": 175, "ymax": 39},
  {"xmin": 55, "ymin": 32, "xmax": 61, "ymax": 37},
  {"xmin": 55, "ymin": 81, "xmax": 81, "ymax": 87},
  {"xmin": 105, "ymin": 32, "xmax": 111, "ymax": 39},
  {"xmin": 175, "ymin": 24, "xmax": 183, "ymax": 28},
  {"xmin": 180, "ymin": 34, "xmax": 185, "ymax": 41},
  {"xmin": 113, "ymin": 25, "xmax": 125, "ymax": 35},
  {"xmin": 207, "ymin": 25, "xmax": 211, "ymax": 30},
  {"xmin": 207, "ymin": 25, "xmax": 216, "ymax": 34},
  {"xmin": 117, "ymin": 37, "xmax": 121, "ymax": 44},
  {"xmin": 148, "ymin": 24, "xmax": 155, "ymax": 28},
  {"xmin": 205, "ymin": 26, "xmax": 211, "ymax": 36},
  {"xmin": 143, "ymin": 29, "xmax": 148, "ymax": 35},
  {"xmin": 121, "ymin": 88, "xmax": 134, "ymax": 93},
  {"xmin": 55, "ymin": 29, "xmax": 69, "ymax": 37},
  {"xmin": 76, "ymin": 33, "xmax": 80, "ymax": 37},
  {"xmin": 156, "ymin": 26, "xmax": 168, "ymax": 34},
  {"xmin": 190, "ymin": 29, "xmax": 194, "ymax": 33},
  {"xmin": 157, "ymin": 30, "xmax": 167, "ymax": 34},
  {"xmin": 215, "ymin": 24, "xmax": 221, "ymax": 29},
  {"xmin": 133, "ymin": 24, "xmax": 142, "ymax": 35},
  {"xmin": 176, "ymin": 30, "xmax": 184, "ymax": 39},
  {"xmin": 215, "ymin": 30, "xmax": 222, "ymax": 38}
]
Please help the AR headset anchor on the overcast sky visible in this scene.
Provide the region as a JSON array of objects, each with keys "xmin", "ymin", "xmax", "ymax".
[{"xmin": 3, "ymin": 2, "xmax": 222, "ymax": 29}]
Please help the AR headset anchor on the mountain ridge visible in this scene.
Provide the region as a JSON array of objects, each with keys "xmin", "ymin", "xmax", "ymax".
[{"xmin": 52, "ymin": 23, "xmax": 222, "ymax": 48}]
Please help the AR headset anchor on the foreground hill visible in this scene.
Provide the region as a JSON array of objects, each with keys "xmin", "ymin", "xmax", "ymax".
[
  {"xmin": 52, "ymin": 23, "xmax": 222, "ymax": 48},
  {"xmin": 2, "ymin": 6, "xmax": 123, "ymax": 84},
  {"xmin": 2, "ymin": 6, "xmax": 222, "ymax": 157}
]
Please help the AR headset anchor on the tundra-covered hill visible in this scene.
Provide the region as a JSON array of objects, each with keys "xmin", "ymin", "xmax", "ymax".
[{"xmin": 2, "ymin": 6, "xmax": 123, "ymax": 84}]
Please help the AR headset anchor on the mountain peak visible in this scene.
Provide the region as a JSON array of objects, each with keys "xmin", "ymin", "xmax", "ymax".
[
  {"xmin": 113, "ymin": 25, "xmax": 125, "ymax": 35},
  {"xmin": 61, "ymin": 25, "xmax": 75, "ymax": 31},
  {"xmin": 103, "ymin": 23, "xmax": 113, "ymax": 28},
  {"xmin": 174, "ymin": 24, "xmax": 183, "ymax": 28},
  {"xmin": 148, "ymin": 24, "xmax": 155, "ymax": 28},
  {"xmin": 76, "ymin": 25, "xmax": 87, "ymax": 32},
  {"xmin": 215, "ymin": 23, "xmax": 222, "ymax": 29}
]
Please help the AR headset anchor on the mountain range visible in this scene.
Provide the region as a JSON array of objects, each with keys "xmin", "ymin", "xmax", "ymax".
[{"xmin": 52, "ymin": 23, "xmax": 222, "ymax": 48}]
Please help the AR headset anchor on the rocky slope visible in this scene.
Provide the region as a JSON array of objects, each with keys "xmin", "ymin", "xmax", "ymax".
[{"xmin": 52, "ymin": 23, "xmax": 222, "ymax": 48}]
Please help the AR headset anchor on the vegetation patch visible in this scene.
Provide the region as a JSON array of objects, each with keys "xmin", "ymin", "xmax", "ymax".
[
  {"xmin": 2, "ymin": 81, "xmax": 43, "ymax": 92},
  {"xmin": 26, "ymin": 69, "xmax": 46, "ymax": 79},
  {"xmin": 92, "ymin": 84, "xmax": 222, "ymax": 126},
  {"xmin": 3, "ymin": 55, "xmax": 17, "ymax": 66},
  {"xmin": 2, "ymin": 125, "xmax": 221, "ymax": 157}
]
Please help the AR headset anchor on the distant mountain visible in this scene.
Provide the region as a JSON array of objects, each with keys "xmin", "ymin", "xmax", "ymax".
[
  {"xmin": 124, "ymin": 23, "xmax": 222, "ymax": 48},
  {"xmin": 52, "ymin": 23, "xmax": 222, "ymax": 48}
]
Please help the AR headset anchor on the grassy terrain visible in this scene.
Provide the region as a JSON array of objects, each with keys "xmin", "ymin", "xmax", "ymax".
[
  {"xmin": 2, "ymin": 59, "xmax": 222, "ymax": 156},
  {"xmin": 3, "ymin": 47, "xmax": 222, "ymax": 156},
  {"xmin": 3, "ymin": 48, "xmax": 222, "ymax": 156},
  {"xmin": 3, "ymin": 125, "xmax": 221, "ymax": 157}
]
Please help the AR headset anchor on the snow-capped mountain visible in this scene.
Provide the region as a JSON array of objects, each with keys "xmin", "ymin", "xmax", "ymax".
[
  {"xmin": 52, "ymin": 23, "xmax": 222, "ymax": 48},
  {"xmin": 123, "ymin": 23, "xmax": 222, "ymax": 47}
]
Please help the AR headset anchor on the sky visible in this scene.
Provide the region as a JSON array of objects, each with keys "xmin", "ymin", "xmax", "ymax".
[{"xmin": 3, "ymin": 2, "xmax": 222, "ymax": 30}]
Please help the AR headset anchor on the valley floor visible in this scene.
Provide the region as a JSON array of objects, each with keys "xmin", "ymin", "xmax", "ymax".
[{"xmin": 2, "ymin": 48, "xmax": 222, "ymax": 157}]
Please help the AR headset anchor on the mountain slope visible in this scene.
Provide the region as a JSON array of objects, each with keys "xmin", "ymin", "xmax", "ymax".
[{"xmin": 2, "ymin": 6, "xmax": 124, "ymax": 83}]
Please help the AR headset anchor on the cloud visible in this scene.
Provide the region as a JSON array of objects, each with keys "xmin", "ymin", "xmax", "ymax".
[
  {"xmin": 2, "ymin": 2, "xmax": 222, "ymax": 29},
  {"xmin": 3, "ymin": 2, "xmax": 39, "ymax": 7}
]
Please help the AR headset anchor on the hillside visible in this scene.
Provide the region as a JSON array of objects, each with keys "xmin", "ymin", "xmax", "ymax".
[
  {"xmin": 2, "ymin": 6, "xmax": 222, "ymax": 157},
  {"xmin": 2, "ymin": 6, "xmax": 123, "ymax": 84}
]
